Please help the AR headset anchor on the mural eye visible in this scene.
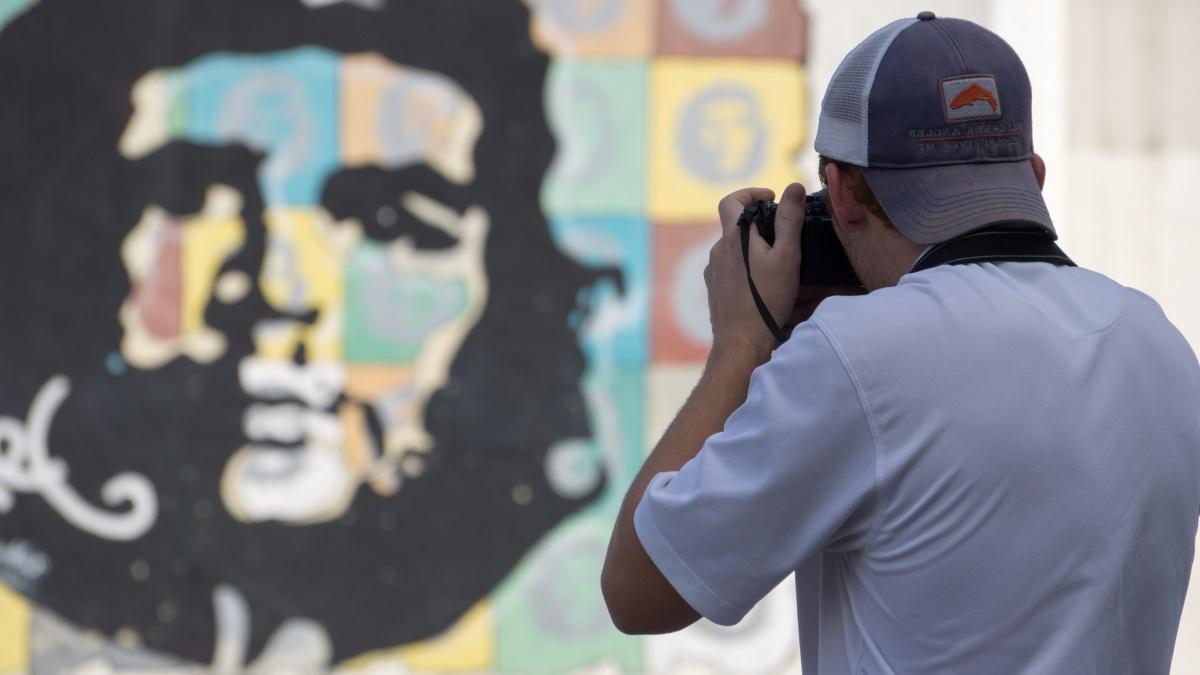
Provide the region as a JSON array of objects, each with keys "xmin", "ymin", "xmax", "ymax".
[{"xmin": 320, "ymin": 165, "xmax": 462, "ymax": 250}]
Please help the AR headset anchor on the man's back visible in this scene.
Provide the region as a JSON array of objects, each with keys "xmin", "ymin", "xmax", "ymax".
[{"xmin": 804, "ymin": 261, "xmax": 1200, "ymax": 673}]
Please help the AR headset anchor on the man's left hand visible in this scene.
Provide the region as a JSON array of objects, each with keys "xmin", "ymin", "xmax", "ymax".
[{"xmin": 706, "ymin": 183, "xmax": 807, "ymax": 362}]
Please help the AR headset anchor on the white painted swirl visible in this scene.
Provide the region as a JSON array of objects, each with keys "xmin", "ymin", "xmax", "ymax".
[{"xmin": 0, "ymin": 376, "xmax": 158, "ymax": 541}]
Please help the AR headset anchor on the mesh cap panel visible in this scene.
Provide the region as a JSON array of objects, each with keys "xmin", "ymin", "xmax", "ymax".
[{"xmin": 815, "ymin": 18, "xmax": 917, "ymax": 166}]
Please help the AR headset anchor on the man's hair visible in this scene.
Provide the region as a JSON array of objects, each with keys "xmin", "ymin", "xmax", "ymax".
[{"xmin": 817, "ymin": 155, "xmax": 894, "ymax": 229}]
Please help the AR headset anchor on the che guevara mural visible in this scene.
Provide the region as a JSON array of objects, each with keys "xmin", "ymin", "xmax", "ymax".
[{"xmin": 0, "ymin": 0, "xmax": 811, "ymax": 672}]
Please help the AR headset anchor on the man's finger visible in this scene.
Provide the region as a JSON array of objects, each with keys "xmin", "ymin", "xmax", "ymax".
[
  {"xmin": 771, "ymin": 182, "xmax": 807, "ymax": 251},
  {"xmin": 718, "ymin": 187, "xmax": 775, "ymax": 238},
  {"xmin": 747, "ymin": 222, "xmax": 771, "ymax": 259}
]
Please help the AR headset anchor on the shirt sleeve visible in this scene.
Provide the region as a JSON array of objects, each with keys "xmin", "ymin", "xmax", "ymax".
[{"xmin": 633, "ymin": 320, "xmax": 880, "ymax": 625}]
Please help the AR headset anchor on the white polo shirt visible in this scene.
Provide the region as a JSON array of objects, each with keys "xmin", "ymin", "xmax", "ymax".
[{"xmin": 635, "ymin": 261, "xmax": 1200, "ymax": 674}]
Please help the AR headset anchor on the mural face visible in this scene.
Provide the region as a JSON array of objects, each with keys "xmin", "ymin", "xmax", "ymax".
[
  {"xmin": 0, "ymin": 0, "xmax": 606, "ymax": 666},
  {"xmin": 117, "ymin": 49, "xmax": 491, "ymax": 526}
]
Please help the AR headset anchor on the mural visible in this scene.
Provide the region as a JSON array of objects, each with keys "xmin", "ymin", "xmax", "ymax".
[{"xmin": 0, "ymin": 0, "xmax": 808, "ymax": 672}]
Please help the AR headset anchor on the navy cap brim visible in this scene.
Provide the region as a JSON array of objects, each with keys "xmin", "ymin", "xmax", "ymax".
[{"xmin": 859, "ymin": 160, "xmax": 1055, "ymax": 245}]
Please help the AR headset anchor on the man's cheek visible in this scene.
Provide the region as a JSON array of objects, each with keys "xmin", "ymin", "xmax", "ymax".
[
  {"xmin": 118, "ymin": 186, "xmax": 247, "ymax": 370},
  {"xmin": 344, "ymin": 204, "xmax": 491, "ymax": 459}
]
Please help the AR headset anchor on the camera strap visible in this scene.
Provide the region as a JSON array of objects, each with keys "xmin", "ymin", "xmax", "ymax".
[
  {"xmin": 739, "ymin": 218, "xmax": 791, "ymax": 343},
  {"xmin": 740, "ymin": 224, "xmax": 1075, "ymax": 344},
  {"xmin": 909, "ymin": 226, "xmax": 1075, "ymax": 274}
]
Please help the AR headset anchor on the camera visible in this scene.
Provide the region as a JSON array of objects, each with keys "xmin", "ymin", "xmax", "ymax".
[{"xmin": 737, "ymin": 190, "xmax": 862, "ymax": 287}]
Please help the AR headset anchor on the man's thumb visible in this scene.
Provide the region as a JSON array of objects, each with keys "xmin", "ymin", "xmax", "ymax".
[{"xmin": 773, "ymin": 182, "xmax": 806, "ymax": 249}]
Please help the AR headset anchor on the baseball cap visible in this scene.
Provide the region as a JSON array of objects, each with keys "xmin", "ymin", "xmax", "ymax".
[{"xmin": 814, "ymin": 11, "xmax": 1054, "ymax": 245}]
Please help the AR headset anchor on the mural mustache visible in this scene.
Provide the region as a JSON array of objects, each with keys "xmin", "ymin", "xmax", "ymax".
[{"xmin": 0, "ymin": 0, "xmax": 611, "ymax": 666}]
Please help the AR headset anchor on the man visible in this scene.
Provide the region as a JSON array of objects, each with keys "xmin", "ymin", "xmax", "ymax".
[{"xmin": 603, "ymin": 12, "xmax": 1200, "ymax": 674}]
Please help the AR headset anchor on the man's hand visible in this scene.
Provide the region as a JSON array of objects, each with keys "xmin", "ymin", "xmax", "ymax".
[{"xmin": 706, "ymin": 183, "xmax": 807, "ymax": 361}]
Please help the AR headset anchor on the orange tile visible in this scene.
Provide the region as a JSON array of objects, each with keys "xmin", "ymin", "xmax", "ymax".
[
  {"xmin": 656, "ymin": 0, "xmax": 808, "ymax": 60},
  {"xmin": 651, "ymin": 221, "xmax": 721, "ymax": 363}
]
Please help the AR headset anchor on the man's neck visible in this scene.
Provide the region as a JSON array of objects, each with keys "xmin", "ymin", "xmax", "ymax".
[{"xmin": 844, "ymin": 229, "xmax": 924, "ymax": 291}]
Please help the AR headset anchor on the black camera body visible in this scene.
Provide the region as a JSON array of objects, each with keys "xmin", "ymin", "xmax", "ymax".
[{"xmin": 737, "ymin": 190, "xmax": 862, "ymax": 287}]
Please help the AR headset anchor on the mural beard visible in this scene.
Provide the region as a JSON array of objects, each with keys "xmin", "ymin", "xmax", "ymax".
[{"xmin": 0, "ymin": 0, "xmax": 609, "ymax": 665}]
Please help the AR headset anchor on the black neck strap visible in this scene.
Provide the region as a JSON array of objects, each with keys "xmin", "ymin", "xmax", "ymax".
[
  {"xmin": 909, "ymin": 227, "xmax": 1075, "ymax": 274},
  {"xmin": 740, "ymin": 225, "xmax": 1075, "ymax": 344}
]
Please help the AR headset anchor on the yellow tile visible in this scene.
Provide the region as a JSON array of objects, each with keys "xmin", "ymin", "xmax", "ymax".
[
  {"xmin": 260, "ymin": 208, "xmax": 349, "ymax": 362},
  {"xmin": 341, "ymin": 600, "xmax": 494, "ymax": 672},
  {"xmin": 649, "ymin": 59, "xmax": 806, "ymax": 221},
  {"xmin": 182, "ymin": 212, "xmax": 244, "ymax": 334},
  {"xmin": 0, "ymin": 583, "xmax": 29, "ymax": 673}
]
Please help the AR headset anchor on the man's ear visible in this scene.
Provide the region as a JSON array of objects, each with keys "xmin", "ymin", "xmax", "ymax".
[
  {"xmin": 1031, "ymin": 152, "xmax": 1046, "ymax": 191},
  {"xmin": 826, "ymin": 162, "xmax": 868, "ymax": 233}
]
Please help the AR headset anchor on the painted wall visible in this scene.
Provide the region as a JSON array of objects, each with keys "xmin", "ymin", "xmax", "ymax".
[
  {"xmin": 0, "ymin": 1, "xmax": 1195, "ymax": 674},
  {"xmin": 0, "ymin": 0, "xmax": 808, "ymax": 672}
]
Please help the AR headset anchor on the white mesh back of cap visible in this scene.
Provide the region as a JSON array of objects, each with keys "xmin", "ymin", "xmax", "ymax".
[{"xmin": 815, "ymin": 18, "xmax": 918, "ymax": 166}]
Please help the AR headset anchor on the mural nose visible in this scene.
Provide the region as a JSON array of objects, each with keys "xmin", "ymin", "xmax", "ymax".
[{"xmin": 254, "ymin": 208, "xmax": 355, "ymax": 364}]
